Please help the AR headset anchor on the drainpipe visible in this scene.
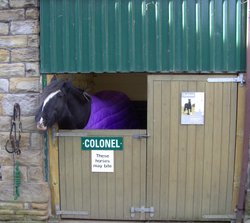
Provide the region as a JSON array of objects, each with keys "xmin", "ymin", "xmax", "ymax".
[{"xmin": 236, "ymin": 0, "xmax": 250, "ymax": 221}]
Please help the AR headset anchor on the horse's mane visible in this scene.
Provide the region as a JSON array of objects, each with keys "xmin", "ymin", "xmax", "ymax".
[
  {"xmin": 39, "ymin": 79, "xmax": 89, "ymax": 107},
  {"xmin": 40, "ymin": 79, "xmax": 65, "ymax": 105}
]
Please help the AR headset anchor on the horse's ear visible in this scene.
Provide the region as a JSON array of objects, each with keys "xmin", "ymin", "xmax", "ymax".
[
  {"xmin": 51, "ymin": 75, "xmax": 57, "ymax": 82},
  {"xmin": 61, "ymin": 81, "xmax": 72, "ymax": 94}
]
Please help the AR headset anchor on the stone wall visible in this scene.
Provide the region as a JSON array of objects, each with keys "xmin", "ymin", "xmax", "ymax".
[{"xmin": 0, "ymin": 0, "xmax": 49, "ymax": 221}]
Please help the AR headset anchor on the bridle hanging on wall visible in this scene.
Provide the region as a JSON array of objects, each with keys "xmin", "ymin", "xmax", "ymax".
[
  {"xmin": 4, "ymin": 103, "xmax": 22, "ymax": 200},
  {"xmin": 5, "ymin": 103, "xmax": 22, "ymax": 155}
]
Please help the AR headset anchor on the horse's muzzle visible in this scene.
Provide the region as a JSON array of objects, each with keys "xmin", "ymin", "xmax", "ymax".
[
  {"xmin": 36, "ymin": 117, "xmax": 48, "ymax": 131},
  {"xmin": 37, "ymin": 122, "xmax": 47, "ymax": 131}
]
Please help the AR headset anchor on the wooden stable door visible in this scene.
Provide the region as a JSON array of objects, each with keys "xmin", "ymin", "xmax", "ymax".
[
  {"xmin": 58, "ymin": 130, "xmax": 147, "ymax": 220},
  {"xmin": 147, "ymin": 75, "xmax": 238, "ymax": 220},
  {"xmin": 57, "ymin": 75, "xmax": 239, "ymax": 221}
]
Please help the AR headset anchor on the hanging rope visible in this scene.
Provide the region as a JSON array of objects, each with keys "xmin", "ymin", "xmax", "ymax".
[
  {"xmin": 14, "ymin": 161, "xmax": 21, "ymax": 200},
  {"xmin": 4, "ymin": 103, "xmax": 22, "ymax": 200}
]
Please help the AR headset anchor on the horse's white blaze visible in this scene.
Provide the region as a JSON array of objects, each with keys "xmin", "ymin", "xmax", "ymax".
[
  {"xmin": 37, "ymin": 89, "xmax": 61, "ymax": 130},
  {"xmin": 39, "ymin": 117, "xmax": 44, "ymax": 125},
  {"xmin": 42, "ymin": 90, "xmax": 61, "ymax": 112},
  {"xmin": 37, "ymin": 117, "xmax": 47, "ymax": 130}
]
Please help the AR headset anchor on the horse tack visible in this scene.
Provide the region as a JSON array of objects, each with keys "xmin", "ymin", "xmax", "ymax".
[{"xmin": 5, "ymin": 103, "xmax": 22, "ymax": 155}]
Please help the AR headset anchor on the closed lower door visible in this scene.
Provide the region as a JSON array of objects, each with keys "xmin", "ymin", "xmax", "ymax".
[{"xmin": 59, "ymin": 130, "xmax": 147, "ymax": 220}]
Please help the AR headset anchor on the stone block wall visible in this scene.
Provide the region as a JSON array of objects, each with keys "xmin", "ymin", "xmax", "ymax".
[{"xmin": 0, "ymin": 0, "xmax": 49, "ymax": 221}]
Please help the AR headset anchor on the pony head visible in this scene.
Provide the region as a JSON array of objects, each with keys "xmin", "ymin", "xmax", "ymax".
[
  {"xmin": 35, "ymin": 77, "xmax": 91, "ymax": 131},
  {"xmin": 35, "ymin": 77, "xmax": 67, "ymax": 130}
]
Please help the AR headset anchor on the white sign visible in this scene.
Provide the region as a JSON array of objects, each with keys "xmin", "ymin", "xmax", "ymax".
[
  {"xmin": 91, "ymin": 150, "xmax": 114, "ymax": 172},
  {"xmin": 181, "ymin": 92, "xmax": 205, "ymax": 125}
]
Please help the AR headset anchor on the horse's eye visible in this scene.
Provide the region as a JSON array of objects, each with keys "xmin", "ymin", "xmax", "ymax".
[{"xmin": 57, "ymin": 92, "xmax": 63, "ymax": 97}]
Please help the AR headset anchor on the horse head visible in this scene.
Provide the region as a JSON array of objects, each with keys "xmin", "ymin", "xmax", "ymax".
[{"xmin": 35, "ymin": 77, "xmax": 91, "ymax": 131}]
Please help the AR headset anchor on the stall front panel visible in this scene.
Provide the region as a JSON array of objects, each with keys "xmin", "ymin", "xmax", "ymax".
[{"xmin": 58, "ymin": 130, "xmax": 147, "ymax": 220}]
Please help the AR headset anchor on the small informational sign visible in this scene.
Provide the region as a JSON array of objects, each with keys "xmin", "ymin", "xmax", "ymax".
[
  {"xmin": 91, "ymin": 150, "xmax": 114, "ymax": 172},
  {"xmin": 82, "ymin": 137, "xmax": 123, "ymax": 150},
  {"xmin": 181, "ymin": 92, "xmax": 205, "ymax": 125}
]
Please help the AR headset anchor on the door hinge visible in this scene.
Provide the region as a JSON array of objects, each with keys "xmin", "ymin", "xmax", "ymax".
[
  {"xmin": 207, "ymin": 73, "xmax": 245, "ymax": 86},
  {"xmin": 56, "ymin": 205, "xmax": 89, "ymax": 216},
  {"xmin": 132, "ymin": 134, "xmax": 150, "ymax": 139},
  {"xmin": 203, "ymin": 214, "xmax": 236, "ymax": 222},
  {"xmin": 130, "ymin": 206, "xmax": 154, "ymax": 218}
]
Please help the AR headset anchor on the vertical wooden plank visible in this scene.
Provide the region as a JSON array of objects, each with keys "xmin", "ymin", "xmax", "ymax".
[
  {"xmin": 59, "ymin": 137, "xmax": 66, "ymax": 210},
  {"xmin": 115, "ymin": 143, "xmax": 124, "ymax": 218},
  {"xmin": 132, "ymin": 137, "xmax": 145, "ymax": 220},
  {"xmin": 177, "ymin": 81, "xmax": 188, "ymax": 219},
  {"xmin": 146, "ymin": 76, "xmax": 154, "ymax": 216},
  {"xmin": 184, "ymin": 81, "xmax": 197, "ymax": 218},
  {"xmin": 139, "ymin": 131, "xmax": 147, "ymax": 220},
  {"xmin": 65, "ymin": 137, "xmax": 74, "ymax": 210},
  {"xmin": 98, "ymin": 171, "xmax": 107, "ymax": 218},
  {"xmin": 123, "ymin": 136, "xmax": 132, "ymax": 219},
  {"xmin": 81, "ymin": 150, "xmax": 91, "ymax": 213},
  {"xmin": 210, "ymin": 83, "xmax": 223, "ymax": 213},
  {"xmin": 159, "ymin": 80, "xmax": 171, "ymax": 219},
  {"xmin": 218, "ymin": 83, "xmax": 231, "ymax": 213},
  {"xmin": 48, "ymin": 128, "xmax": 60, "ymax": 214},
  {"xmin": 168, "ymin": 80, "xmax": 180, "ymax": 219},
  {"xmin": 232, "ymin": 84, "xmax": 244, "ymax": 211},
  {"xmin": 107, "ymin": 160, "xmax": 116, "ymax": 218},
  {"xmin": 202, "ymin": 82, "xmax": 214, "ymax": 215},
  {"xmin": 193, "ymin": 81, "xmax": 205, "ymax": 218},
  {"xmin": 151, "ymin": 80, "xmax": 162, "ymax": 219},
  {"xmin": 73, "ymin": 137, "xmax": 83, "ymax": 211},
  {"xmin": 227, "ymin": 82, "xmax": 238, "ymax": 211},
  {"xmin": 90, "ymin": 162, "xmax": 99, "ymax": 217}
]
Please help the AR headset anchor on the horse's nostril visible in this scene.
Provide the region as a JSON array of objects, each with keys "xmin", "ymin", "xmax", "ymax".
[{"xmin": 37, "ymin": 120, "xmax": 47, "ymax": 131}]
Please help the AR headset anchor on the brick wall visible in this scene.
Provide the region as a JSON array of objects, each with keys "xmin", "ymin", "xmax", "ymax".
[{"xmin": 0, "ymin": 0, "xmax": 49, "ymax": 221}]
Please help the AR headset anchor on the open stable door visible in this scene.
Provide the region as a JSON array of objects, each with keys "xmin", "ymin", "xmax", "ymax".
[{"xmin": 147, "ymin": 75, "xmax": 238, "ymax": 220}]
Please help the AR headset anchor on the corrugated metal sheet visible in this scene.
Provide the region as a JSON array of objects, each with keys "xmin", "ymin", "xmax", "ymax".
[{"xmin": 40, "ymin": 0, "xmax": 246, "ymax": 73}]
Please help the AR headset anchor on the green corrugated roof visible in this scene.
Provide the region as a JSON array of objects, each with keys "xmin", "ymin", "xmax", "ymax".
[{"xmin": 40, "ymin": 0, "xmax": 246, "ymax": 73}]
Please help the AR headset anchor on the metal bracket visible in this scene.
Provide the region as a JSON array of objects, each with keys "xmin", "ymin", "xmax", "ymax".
[
  {"xmin": 53, "ymin": 130, "xmax": 88, "ymax": 138},
  {"xmin": 207, "ymin": 73, "xmax": 245, "ymax": 86},
  {"xmin": 132, "ymin": 134, "xmax": 150, "ymax": 139},
  {"xmin": 203, "ymin": 214, "xmax": 236, "ymax": 223},
  {"xmin": 56, "ymin": 205, "xmax": 89, "ymax": 216},
  {"xmin": 130, "ymin": 206, "xmax": 154, "ymax": 218}
]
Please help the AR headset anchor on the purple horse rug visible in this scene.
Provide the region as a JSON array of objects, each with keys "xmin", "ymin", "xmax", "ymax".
[{"xmin": 84, "ymin": 91, "xmax": 139, "ymax": 129}]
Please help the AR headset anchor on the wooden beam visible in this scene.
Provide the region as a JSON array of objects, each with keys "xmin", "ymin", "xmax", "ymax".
[
  {"xmin": 232, "ymin": 85, "xmax": 246, "ymax": 212},
  {"xmin": 46, "ymin": 74, "xmax": 60, "ymax": 215},
  {"xmin": 48, "ymin": 125, "xmax": 60, "ymax": 215}
]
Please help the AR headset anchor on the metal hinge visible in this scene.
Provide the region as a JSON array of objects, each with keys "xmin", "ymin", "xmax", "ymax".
[
  {"xmin": 130, "ymin": 206, "xmax": 154, "ymax": 218},
  {"xmin": 207, "ymin": 73, "xmax": 245, "ymax": 86},
  {"xmin": 56, "ymin": 205, "xmax": 89, "ymax": 216},
  {"xmin": 203, "ymin": 214, "xmax": 236, "ymax": 222},
  {"xmin": 132, "ymin": 134, "xmax": 150, "ymax": 139}
]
